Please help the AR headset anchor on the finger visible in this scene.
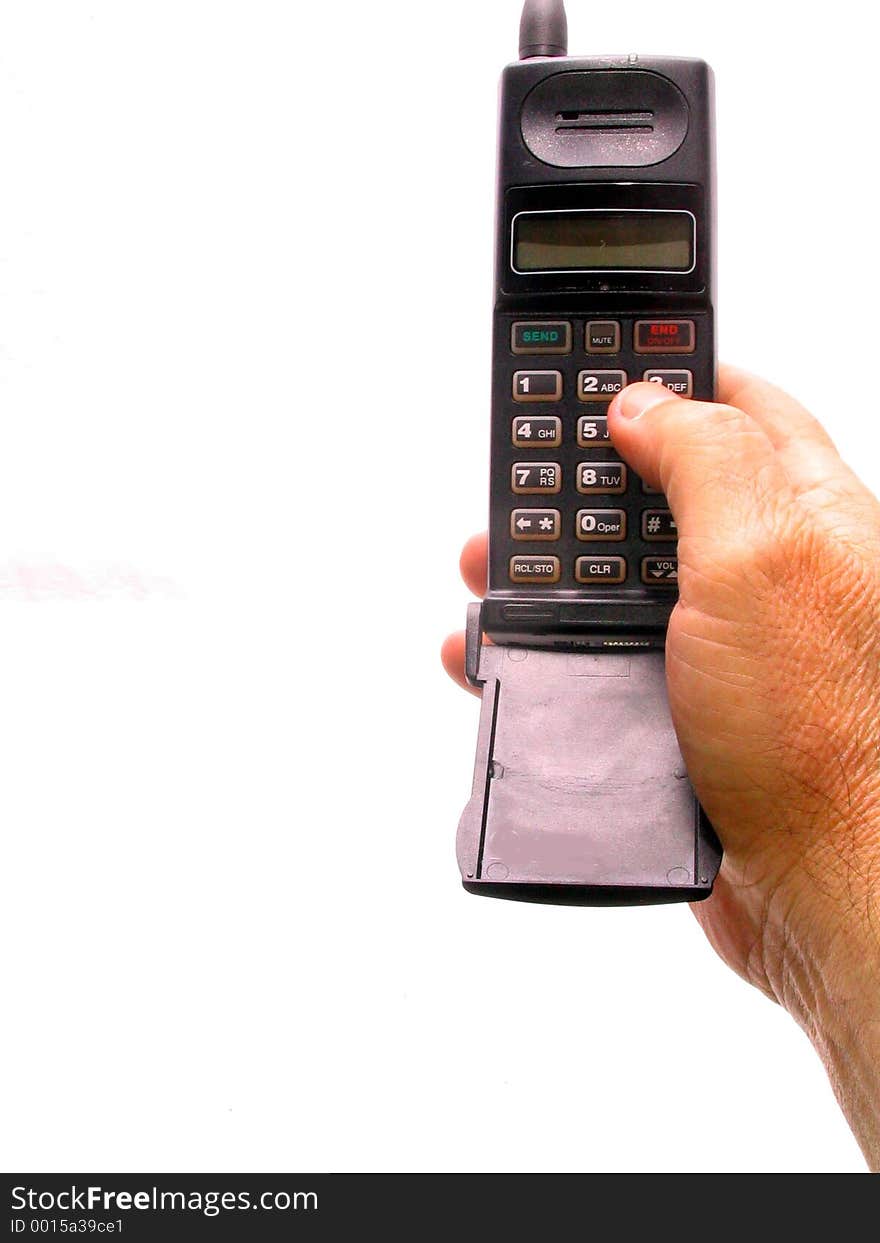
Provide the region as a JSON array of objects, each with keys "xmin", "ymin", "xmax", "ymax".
[
  {"xmin": 718, "ymin": 363, "xmax": 856, "ymax": 504},
  {"xmin": 440, "ymin": 631, "xmax": 480, "ymax": 697},
  {"xmin": 608, "ymin": 383, "xmax": 789, "ymax": 544},
  {"xmin": 718, "ymin": 364, "xmax": 836, "ymax": 454},
  {"xmin": 719, "ymin": 365, "xmax": 877, "ymax": 523},
  {"xmin": 460, "ymin": 532, "xmax": 488, "ymax": 598}
]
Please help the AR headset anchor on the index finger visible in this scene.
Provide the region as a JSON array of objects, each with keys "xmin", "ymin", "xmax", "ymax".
[{"xmin": 718, "ymin": 364, "xmax": 837, "ymax": 453}]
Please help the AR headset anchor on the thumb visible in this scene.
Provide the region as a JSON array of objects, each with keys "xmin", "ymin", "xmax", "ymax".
[{"xmin": 607, "ymin": 382, "xmax": 788, "ymax": 544}]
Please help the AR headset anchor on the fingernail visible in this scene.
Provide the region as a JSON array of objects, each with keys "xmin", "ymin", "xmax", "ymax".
[{"xmin": 612, "ymin": 382, "xmax": 671, "ymax": 421}]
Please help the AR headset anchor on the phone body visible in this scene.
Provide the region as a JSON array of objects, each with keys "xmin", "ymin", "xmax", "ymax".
[
  {"xmin": 456, "ymin": 10, "xmax": 722, "ymax": 905},
  {"xmin": 485, "ymin": 55, "xmax": 715, "ymax": 644}
]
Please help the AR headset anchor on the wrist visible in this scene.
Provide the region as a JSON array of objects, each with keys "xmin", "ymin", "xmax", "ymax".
[
  {"xmin": 764, "ymin": 848, "xmax": 880, "ymax": 1169},
  {"xmin": 798, "ymin": 922, "xmax": 880, "ymax": 1170}
]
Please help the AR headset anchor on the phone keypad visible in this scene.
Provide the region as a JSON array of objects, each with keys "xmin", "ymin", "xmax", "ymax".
[
  {"xmin": 511, "ymin": 321, "xmax": 572, "ymax": 354},
  {"xmin": 576, "ymin": 509, "xmax": 626, "ymax": 541},
  {"xmin": 513, "ymin": 370, "xmax": 563, "ymax": 402},
  {"xmin": 575, "ymin": 556, "xmax": 627, "ymax": 584},
  {"xmin": 641, "ymin": 556, "xmax": 679, "ymax": 585},
  {"xmin": 634, "ymin": 320, "xmax": 695, "ymax": 354},
  {"xmin": 499, "ymin": 316, "xmax": 698, "ymax": 589},
  {"xmin": 510, "ymin": 555, "xmax": 561, "ymax": 584},
  {"xmin": 577, "ymin": 461, "xmax": 626, "ymax": 494},
  {"xmin": 643, "ymin": 368, "xmax": 693, "ymax": 396},
  {"xmin": 511, "ymin": 462, "xmax": 562, "ymax": 494},
  {"xmin": 511, "ymin": 509, "xmax": 561, "ymax": 540},
  {"xmin": 585, "ymin": 321, "xmax": 621, "ymax": 353},
  {"xmin": 578, "ymin": 369, "xmax": 626, "ymax": 401},
  {"xmin": 577, "ymin": 415, "xmax": 611, "ymax": 447},
  {"xmin": 641, "ymin": 509, "xmax": 677, "ymax": 541},
  {"xmin": 512, "ymin": 415, "xmax": 561, "ymax": 448}
]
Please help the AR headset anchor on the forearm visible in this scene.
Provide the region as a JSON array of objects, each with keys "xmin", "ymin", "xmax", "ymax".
[
  {"xmin": 759, "ymin": 874, "xmax": 880, "ymax": 1170},
  {"xmin": 698, "ymin": 781, "xmax": 880, "ymax": 1170}
]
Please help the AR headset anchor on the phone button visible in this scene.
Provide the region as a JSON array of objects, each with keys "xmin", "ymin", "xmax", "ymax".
[
  {"xmin": 512, "ymin": 415, "xmax": 561, "ymax": 448},
  {"xmin": 511, "ymin": 321, "xmax": 572, "ymax": 354},
  {"xmin": 643, "ymin": 369, "xmax": 693, "ymax": 397},
  {"xmin": 585, "ymin": 321, "xmax": 621, "ymax": 353},
  {"xmin": 576, "ymin": 462, "xmax": 626, "ymax": 494},
  {"xmin": 578, "ymin": 369, "xmax": 626, "ymax": 401},
  {"xmin": 510, "ymin": 508, "xmax": 561, "ymax": 540},
  {"xmin": 509, "ymin": 556, "xmax": 561, "ymax": 584},
  {"xmin": 513, "ymin": 370, "xmax": 563, "ymax": 402},
  {"xmin": 576, "ymin": 415, "xmax": 610, "ymax": 446},
  {"xmin": 634, "ymin": 320, "xmax": 696, "ymax": 354},
  {"xmin": 575, "ymin": 556, "xmax": 626, "ymax": 584},
  {"xmin": 511, "ymin": 462, "xmax": 562, "ymax": 494},
  {"xmin": 576, "ymin": 509, "xmax": 626, "ymax": 541},
  {"xmin": 641, "ymin": 556, "xmax": 679, "ymax": 585},
  {"xmin": 641, "ymin": 509, "xmax": 677, "ymax": 540}
]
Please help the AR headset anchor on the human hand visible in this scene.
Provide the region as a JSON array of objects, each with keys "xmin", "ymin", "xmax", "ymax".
[{"xmin": 442, "ymin": 365, "xmax": 880, "ymax": 1167}]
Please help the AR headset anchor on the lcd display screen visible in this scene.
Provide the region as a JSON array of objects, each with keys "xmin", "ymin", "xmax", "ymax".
[{"xmin": 512, "ymin": 210, "xmax": 694, "ymax": 272}]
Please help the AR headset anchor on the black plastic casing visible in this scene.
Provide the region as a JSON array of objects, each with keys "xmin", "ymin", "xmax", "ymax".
[
  {"xmin": 485, "ymin": 55, "xmax": 716, "ymax": 647},
  {"xmin": 457, "ymin": 51, "xmax": 722, "ymax": 906}
]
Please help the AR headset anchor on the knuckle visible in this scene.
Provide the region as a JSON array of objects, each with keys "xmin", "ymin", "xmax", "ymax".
[
  {"xmin": 657, "ymin": 402, "xmax": 767, "ymax": 496},
  {"xmin": 674, "ymin": 400, "xmax": 752, "ymax": 443},
  {"xmin": 696, "ymin": 505, "xmax": 880, "ymax": 745}
]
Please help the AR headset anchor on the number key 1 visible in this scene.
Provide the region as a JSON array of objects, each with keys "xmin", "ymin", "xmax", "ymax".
[{"xmin": 512, "ymin": 370, "xmax": 563, "ymax": 402}]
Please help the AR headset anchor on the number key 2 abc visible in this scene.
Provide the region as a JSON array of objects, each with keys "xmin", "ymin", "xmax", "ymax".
[{"xmin": 507, "ymin": 318, "xmax": 691, "ymax": 588}]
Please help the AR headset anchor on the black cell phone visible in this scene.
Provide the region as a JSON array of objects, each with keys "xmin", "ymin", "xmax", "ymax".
[{"xmin": 456, "ymin": 0, "xmax": 722, "ymax": 905}]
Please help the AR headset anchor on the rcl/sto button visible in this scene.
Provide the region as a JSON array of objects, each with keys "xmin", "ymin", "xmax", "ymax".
[{"xmin": 510, "ymin": 556, "xmax": 561, "ymax": 584}]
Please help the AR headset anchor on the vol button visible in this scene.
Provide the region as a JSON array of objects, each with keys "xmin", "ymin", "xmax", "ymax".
[{"xmin": 641, "ymin": 556, "xmax": 678, "ymax": 584}]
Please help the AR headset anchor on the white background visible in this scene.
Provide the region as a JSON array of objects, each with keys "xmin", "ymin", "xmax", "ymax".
[{"xmin": 0, "ymin": 0, "xmax": 873, "ymax": 1173}]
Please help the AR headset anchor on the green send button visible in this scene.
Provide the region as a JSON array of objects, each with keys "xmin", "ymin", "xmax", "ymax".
[{"xmin": 511, "ymin": 320, "xmax": 572, "ymax": 355}]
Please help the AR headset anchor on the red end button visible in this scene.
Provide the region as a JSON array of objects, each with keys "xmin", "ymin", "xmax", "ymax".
[{"xmin": 634, "ymin": 320, "xmax": 696, "ymax": 354}]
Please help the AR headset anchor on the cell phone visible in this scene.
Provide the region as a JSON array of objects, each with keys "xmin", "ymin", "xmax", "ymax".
[{"xmin": 456, "ymin": 0, "xmax": 722, "ymax": 905}]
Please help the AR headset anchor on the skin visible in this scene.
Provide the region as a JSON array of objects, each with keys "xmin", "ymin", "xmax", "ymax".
[{"xmin": 442, "ymin": 364, "xmax": 880, "ymax": 1168}]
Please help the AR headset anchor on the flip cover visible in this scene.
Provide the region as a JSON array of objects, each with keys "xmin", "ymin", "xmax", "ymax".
[{"xmin": 457, "ymin": 606, "xmax": 721, "ymax": 905}]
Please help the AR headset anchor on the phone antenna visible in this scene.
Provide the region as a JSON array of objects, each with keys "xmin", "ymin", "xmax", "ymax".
[{"xmin": 519, "ymin": 0, "xmax": 568, "ymax": 59}]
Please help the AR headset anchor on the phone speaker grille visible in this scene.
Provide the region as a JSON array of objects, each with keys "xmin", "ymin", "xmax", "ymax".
[
  {"xmin": 521, "ymin": 70, "xmax": 689, "ymax": 168},
  {"xmin": 556, "ymin": 110, "xmax": 655, "ymax": 134}
]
